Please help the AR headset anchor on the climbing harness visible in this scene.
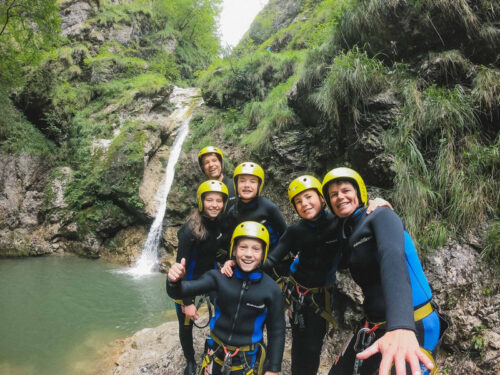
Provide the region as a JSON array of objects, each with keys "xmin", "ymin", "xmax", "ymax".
[
  {"xmin": 282, "ymin": 276, "xmax": 336, "ymax": 327},
  {"xmin": 199, "ymin": 332, "xmax": 266, "ymax": 375},
  {"xmin": 350, "ymin": 302, "xmax": 438, "ymax": 375},
  {"xmin": 352, "ymin": 322, "xmax": 378, "ymax": 375}
]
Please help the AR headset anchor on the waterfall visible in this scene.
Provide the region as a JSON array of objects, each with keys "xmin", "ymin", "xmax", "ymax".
[{"xmin": 128, "ymin": 87, "xmax": 203, "ymax": 276}]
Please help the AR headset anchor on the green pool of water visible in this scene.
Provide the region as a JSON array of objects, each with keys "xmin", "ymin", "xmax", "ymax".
[{"xmin": 0, "ymin": 255, "xmax": 175, "ymax": 375}]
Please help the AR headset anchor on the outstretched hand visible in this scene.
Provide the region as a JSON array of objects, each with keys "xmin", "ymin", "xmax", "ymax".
[
  {"xmin": 356, "ymin": 329, "xmax": 433, "ymax": 375},
  {"xmin": 168, "ymin": 258, "xmax": 186, "ymax": 282},
  {"xmin": 221, "ymin": 260, "xmax": 235, "ymax": 277}
]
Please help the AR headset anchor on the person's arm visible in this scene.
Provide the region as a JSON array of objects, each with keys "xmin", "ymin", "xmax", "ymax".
[
  {"xmin": 265, "ymin": 284, "xmax": 286, "ymax": 373},
  {"xmin": 166, "ymin": 259, "xmax": 218, "ymax": 301},
  {"xmin": 357, "ymin": 208, "xmax": 433, "ymax": 375},
  {"xmin": 371, "ymin": 208, "xmax": 414, "ymax": 330},
  {"xmin": 269, "ymin": 200, "xmax": 287, "ymax": 235},
  {"xmin": 264, "ymin": 227, "xmax": 295, "ymax": 271},
  {"xmin": 176, "ymin": 225, "xmax": 196, "ymax": 306}
]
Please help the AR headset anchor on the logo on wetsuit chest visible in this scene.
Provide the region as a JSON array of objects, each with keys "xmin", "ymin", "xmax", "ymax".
[
  {"xmin": 246, "ymin": 302, "xmax": 265, "ymax": 309},
  {"xmin": 217, "ymin": 233, "xmax": 222, "ymax": 239},
  {"xmin": 325, "ymin": 239, "xmax": 338, "ymax": 244},
  {"xmin": 353, "ymin": 236, "xmax": 373, "ymax": 248}
]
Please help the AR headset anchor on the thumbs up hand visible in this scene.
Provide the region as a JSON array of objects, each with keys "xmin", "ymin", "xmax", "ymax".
[{"xmin": 168, "ymin": 258, "xmax": 186, "ymax": 282}]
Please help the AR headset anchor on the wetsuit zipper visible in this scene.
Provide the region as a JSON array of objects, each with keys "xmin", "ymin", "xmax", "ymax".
[{"xmin": 227, "ymin": 280, "xmax": 247, "ymax": 344}]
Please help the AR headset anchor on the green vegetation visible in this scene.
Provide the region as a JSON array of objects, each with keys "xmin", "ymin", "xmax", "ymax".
[
  {"xmin": 0, "ymin": 90, "xmax": 55, "ymax": 156},
  {"xmin": 198, "ymin": 0, "xmax": 499, "ymax": 255},
  {"xmin": 313, "ymin": 48, "xmax": 387, "ymax": 126},
  {"xmin": 241, "ymin": 76, "xmax": 298, "ymax": 152},
  {"xmin": 152, "ymin": 0, "xmax": 221, "ymax": 78},
  {"xmin": 387, "ymin": 83, "xmax": 499, "ymax": 249},
  {"xmin": 482, "ymin": 220, "xmax": 500, "ymax": 268},
  {"xmin": 0, "ymin": 0, "xmax": 222, "ymax": 241},
  {"xmin": 0, "ymin": 0, "xmax": 60, "ymax": 88},
  {"xmin": 199, "ymin": 50, "xmax": 302, "ymax": 108}
]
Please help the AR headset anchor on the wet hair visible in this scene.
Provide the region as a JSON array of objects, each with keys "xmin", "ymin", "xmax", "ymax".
[{"xmin": 187, "ymin": 209, "xmax": 207, "ymax": 241}]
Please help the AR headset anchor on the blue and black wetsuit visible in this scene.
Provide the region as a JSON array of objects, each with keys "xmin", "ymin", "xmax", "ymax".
[
  {"xmin": 167, "ymin": 267, "xmax": 286, "ymax": 374},
  {"xmin": 175, "ymin": 216, "xmax": 226, "ymax": 364},
  {"xmin": 266, "ymin": 209, "xmax": 340, "ymax": 375},
  {"xmin": 329, "ymin": 207, "xmax": 445, "ymax": 375},
  {"xmin": 225, "ymin": 197, "xmax": 287, "ymax": 277}
]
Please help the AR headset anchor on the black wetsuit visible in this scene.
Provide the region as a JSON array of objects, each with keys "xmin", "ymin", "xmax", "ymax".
[
  {"xmin": 167, "ymin": 267, "xmax": 286, "ymax": 374},
  {"xmin": 266, "ymin": 209, "xmax": 340, "ymax": 375},
  {"xmin": 329, "ymin": 207, "xmax": 443, "ymax": 375},
  {"xmin": 221, "ymin": 175, "xmax": 236, "ymax": 210},
  {"xmin": 175, "ymin": 216, "xmax": 226, "ymax": 363},
  {"xmin": 225, "ymin": 196, "xmax": 287, "ymax": 255}
]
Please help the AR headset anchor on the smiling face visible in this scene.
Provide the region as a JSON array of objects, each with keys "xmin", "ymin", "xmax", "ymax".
[
  {"xmin": 293, "ymin": 189, "xmax": 324, "ymax": 220},
  {"xmin": 237, "ymin": 174, "xmax": 259, "ymax": 202},
  {"xmin": 234, "ymin": 237, "xmax": 264, "ymax": 272},
  {"xmin": 327, "ymin": 181, "xmax": 360, "ymax": 218},
  {"xmin": 201, "ymin": 153, "xmax": 222, "ymax": 180},
  {"xmin": 202, "ymin": 192, "xmax": 224, "ymax": 218}
]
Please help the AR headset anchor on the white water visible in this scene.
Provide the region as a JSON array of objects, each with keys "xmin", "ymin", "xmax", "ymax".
[{"xmin": 127, "ymin": 87, "xmax": 203, "ymax": 277}]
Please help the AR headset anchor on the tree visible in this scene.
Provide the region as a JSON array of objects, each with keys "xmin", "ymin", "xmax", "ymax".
[
  {"xmin": 0, "ymin": 0, "xmax": 60, "ymax": 88},
  {"xmin": 153, "ymin": 0, "xmax": 222, "ymax": 75}
]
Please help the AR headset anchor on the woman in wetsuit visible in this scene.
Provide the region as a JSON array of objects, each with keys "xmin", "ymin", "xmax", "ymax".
[
  {"xmin": 322, "ymin": 167, "xmax": 446, "ymax": 375},
  {"xmin": 167, "ymin": 221, "xmax": 285, "ymax": 375},
  {"xmin": 174, "ymin": 180, "xmax": 229, "ymax": 375}
]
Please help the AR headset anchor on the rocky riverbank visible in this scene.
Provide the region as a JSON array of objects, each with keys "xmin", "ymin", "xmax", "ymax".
[{"xmin": 95, "ymin": 239, "xmax": 499, "ymax": 375}]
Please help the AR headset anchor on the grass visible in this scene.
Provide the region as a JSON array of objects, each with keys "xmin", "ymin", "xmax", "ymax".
[
  {"xmin": 421, "ymin": 50, "xmax": 471, "ymax": 86},
  {"xmin": 386, "ymin": 80, "xmax": 499, "ymax": 250},
  {"xmin": 241, "ymin": 76, "xmax": 298, "ymax": 152},
  {"xmin": 482, "ymin": 220, "xmax": 500, "ymax": 268},
  {"xmin": 313, "ymin": 48, "xmax": 387, "ymax": 127},
  {"xmin": 472, "ymin": 67, "xmax": 500, "ymax": 120},
  {"xmin": 326, "ymin": 0, "xmax": 499, "ymax": 61},
  {"xmin": 198, "ymin": 49, "xmax": 302, "ymax": 108}
]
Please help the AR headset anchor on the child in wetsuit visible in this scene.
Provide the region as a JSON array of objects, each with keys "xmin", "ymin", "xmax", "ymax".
[
  {"xmin": 167, "ymin": 221, "xmax": 285, "ymax": 375},
  {"xmin": 222, "ymin": 162, "xmax": 288, "ymax": 279}
]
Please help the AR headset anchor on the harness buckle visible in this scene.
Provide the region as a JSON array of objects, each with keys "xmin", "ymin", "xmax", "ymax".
[
  {"xmin": 222, "ymin": 346, "xmax": 240, "ymax": 375},
  {"xmin": 222, "ymin": 351, "xmax": 232, "ymax": 375},
  {"xmin": 353, "ymin": 327, "xmax": 375, "ymax": 353}
]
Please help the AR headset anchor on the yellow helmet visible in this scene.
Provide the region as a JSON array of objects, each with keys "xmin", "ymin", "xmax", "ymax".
[
  {"xmin": 288, "ymin": 175, "xmax": 323, "ymax": 212},
  {"xmin": 321, "ymin": 167, "xmax": 367, "ymax": 212},
  {"xmin": 233, "ymin": 162, "xmax": 265, "ymax": 196},
  {"xmin": 196, "ymin": 180, "xmax": 229, "ymax": 212},
  {"xmin": 229, "ymin": 221, "xmax": 270, "ymax": 263},
  {"xmin": 198, "ymin": 146, "xmax": 224, "ymax": 172}
]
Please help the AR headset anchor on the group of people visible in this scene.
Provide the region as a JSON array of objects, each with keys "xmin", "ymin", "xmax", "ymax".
[{"xmin": 166, "ymin": 146, "xmax": 446, "ymax": 375}]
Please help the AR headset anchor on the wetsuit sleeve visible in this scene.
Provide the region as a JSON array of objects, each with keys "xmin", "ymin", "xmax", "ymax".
[
  {"xmin": 269, "ymin": 201, "xmax": 287, "ymax": 235},
  {"xmin": 265, "ymin": 283, "xmax": 286, "ymax": 372},
  {"xmin": 176, "ymin": 224, "xmax": 196, "ymax": 305},
  {"xmin": 370, "ymin": 208, "xmax": 415, "ymax": 332},
  {"xmin": 166, "ymin": 270, "xmax": 218, "ymax": 300},
  {"xmin": 264, "ymin": 227, "xmax": 295, "ymax": 270}
]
